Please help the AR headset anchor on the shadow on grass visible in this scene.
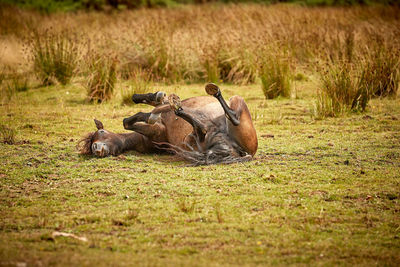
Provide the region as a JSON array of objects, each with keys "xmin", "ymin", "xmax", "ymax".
[{"xmin": 66, "ymin": 99, "xmax": 89, "ymax": 105}]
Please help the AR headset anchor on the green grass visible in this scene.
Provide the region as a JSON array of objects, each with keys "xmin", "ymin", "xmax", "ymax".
[{"xmin": 0, "ymin": 82, "xmax": 399, "ymax": 266}]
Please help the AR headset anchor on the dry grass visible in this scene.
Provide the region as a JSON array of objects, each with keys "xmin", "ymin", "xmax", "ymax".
[
  {"xmin": 0, "ymin": 4, "xmax": 399, "ymax": 103},
  {"xmin": 315, "ymin": 39, "xmax": 399, "ymax": 118},
  {"xmin": 360, "ymin": 45, "xmax": 400, "ymax": 98},
  {"xmin": 29, "ymin": 30, "xmax": 81, "ymax": 85},
  {"xmin": 0, "ymin": 68, "xmax": 29, "ymax": 102},
  {"xmin": 315, "ymin": 63, "xmax": 361, "ymax": 118},
  {"xmin": 2, "ymin": 5, "xmax": 399, "ymax": 85},
  {"xmin": 260, "ymin": 54, "xmax": 292, "ymax": 99},
  {"xmin": 85, "ymin": 54, "xmax": 117, "ymax": 103},
  {"xmin": 0, "ymin": 124, "xmax": 16, "ymax": 144}
]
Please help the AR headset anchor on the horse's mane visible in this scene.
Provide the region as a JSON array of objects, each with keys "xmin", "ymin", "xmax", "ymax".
[
  {"xmin": 161, "ymin": 142, "xmax": 252, "ymax": 166},
  {"xmin": 155, "ymin": 118, "xmax": 252, "ymax": 166},
  {"xmin": 76, "ymin": 132, "xmax": 95, "ymax": 155}
]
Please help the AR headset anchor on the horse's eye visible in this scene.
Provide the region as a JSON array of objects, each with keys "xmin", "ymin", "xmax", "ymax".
[{"xmin": 98, "ymin": 130, "xmax": 105, "ymax": 134}]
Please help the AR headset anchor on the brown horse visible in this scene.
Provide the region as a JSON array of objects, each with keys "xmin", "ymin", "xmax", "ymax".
[{"xmin": 78, "ymin": 84, "xmax": 258, "ymax": 165}]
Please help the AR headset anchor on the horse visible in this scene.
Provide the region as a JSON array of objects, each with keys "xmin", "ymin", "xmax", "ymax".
[{"xmin": 78, "ymin": 83, "xmax": 258, "ymax": 165}]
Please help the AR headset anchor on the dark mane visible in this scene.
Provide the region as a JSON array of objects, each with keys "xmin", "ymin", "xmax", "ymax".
[
  {"xmin": 76, "ymin": 132, "xmax": 95, "ymax": 155},
  {"xmin": 156, "ymin": 117, "xmax": 252, "ymax": 166},
  {"xmin": 159, "ymin": 140, "xmax": 252, "ymax": 166}
]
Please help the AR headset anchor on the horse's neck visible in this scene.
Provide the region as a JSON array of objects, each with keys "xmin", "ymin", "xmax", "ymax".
[{"xmin": 118, "ymin": 132, "xmax": 151, "ymax": 153}]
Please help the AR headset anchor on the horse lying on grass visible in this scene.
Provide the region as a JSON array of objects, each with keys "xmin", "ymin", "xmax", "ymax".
[{"xmin": 78, "ymin": 83, "xmax": 258, "ymax": 165}]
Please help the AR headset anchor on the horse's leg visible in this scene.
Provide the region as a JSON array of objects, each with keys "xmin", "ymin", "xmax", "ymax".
[
  {"xmin": 126, "ymin": 122, "xmax": 167, "ymax": 142},
  {"xmin": 168, "ymin": 94, "xmax": 207, "ymax": 143},
  {"xmin": 123, "ymin": 112, "xmax": 151, "ymax": 130},
  {"xmin": 205, "ymin": 83, "xmax": 240, "ymax": 126},
  {"xmin": 205, "ymin": 83, "xmax": 258, "ymax": 156},
  {"xmin": 124, "ymin": 107, "xmax": 167, "ymax": 130},
  {"xmin": 131, "ymin": 91, "xmax": 167, "ymax": 106}
]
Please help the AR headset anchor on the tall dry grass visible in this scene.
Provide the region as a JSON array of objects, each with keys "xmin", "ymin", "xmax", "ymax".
[
  {"xmin": 260, "ymin": 54, "xmax": 292, "ymax": 99},
  {"xmin": 85, "ymin": 54, "xmax": 117, "ymax": 103},
  {"xmin": 0, "ymin": 67, "xmax": 30, "ymax": 103},
  {"xmin": 315, "ymin": 63, "xmax": 364, "ymax": 118},
  {"xmin": 360, "ymin": 45, "xmax": 399, "ymax": 98},
  {"xmin": 314, "ymin": 24, "xmax": 399, "ymax": 118},
  {"xmin": 0, "ymin": 4, "xmax": 399, "ymax": 102},
  {"xmin": 0, "ymin": 124, "xmax": 16, "ymax": 144},
  {"xmin": 29, "ymin": 30, "xmax": 81, "ymax": 85}
]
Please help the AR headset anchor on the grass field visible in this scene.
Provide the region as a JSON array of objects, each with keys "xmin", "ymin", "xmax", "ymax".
[
  {"xmin": 1, "ymin": 3, "xmax": 400, "ymax": 266},
  {"xmin": 0, "ymin": 81, "xmax": 399, "ymax": 265}
]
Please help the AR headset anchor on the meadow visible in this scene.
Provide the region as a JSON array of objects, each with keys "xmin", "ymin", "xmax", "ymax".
[{"xmin": 0, "ymin": 3, "xmax": 400, "ymax": 266}]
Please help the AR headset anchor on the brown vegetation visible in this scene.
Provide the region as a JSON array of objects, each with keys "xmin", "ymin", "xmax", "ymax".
[{"xmin": 0, "ymin": 4, "xmax": 399, "ymax": 107}]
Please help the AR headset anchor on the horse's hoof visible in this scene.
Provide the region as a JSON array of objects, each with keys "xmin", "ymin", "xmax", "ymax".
[
  {"xmin": 155, "ymin": 91, "xmax": 167, "ymax": 104},
  {"xmin": 205, "ymin": 83, "xmax": 220, "ymax": 96},
  {"xmin": 168, "ymin": 94, "xmax": 182, "ymax": 111}
]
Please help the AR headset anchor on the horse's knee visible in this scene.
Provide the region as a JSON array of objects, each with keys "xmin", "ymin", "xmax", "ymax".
[{"xmin": 148, "ymin": 113, "xmax": 161, "ymax": 124}]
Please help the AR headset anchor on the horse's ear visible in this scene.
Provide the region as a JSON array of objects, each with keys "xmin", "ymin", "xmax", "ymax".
[{"xmin": 94, "ymin": 119, "xmax": 104, "ymax": 130}]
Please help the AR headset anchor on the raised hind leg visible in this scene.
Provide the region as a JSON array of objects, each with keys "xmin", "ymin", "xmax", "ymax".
[
  {"xmin": 168, "ymin": 94, "xmax": 207, "ymax": 143},
  {"xmin": 205, "ymin": 83, "xmax": 258, "ymax": 156},
  {"xmin": 205, "ymin": 83, "xmax": 240, "ymax": 126},
  {"xmin": 131, "ymin": 91, "xmax": 167, "ymax": 106}
]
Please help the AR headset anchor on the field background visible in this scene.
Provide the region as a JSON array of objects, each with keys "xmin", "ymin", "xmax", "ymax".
[{"xmin": 1, "ymin": 1, "xmax": 400, "ymax": 266}]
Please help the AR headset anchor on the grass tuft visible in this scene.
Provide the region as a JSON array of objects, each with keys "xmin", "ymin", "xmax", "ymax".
[
  {"xmin": 85, "ymin": 55, "xmax": 117, "ymax": 103},
  {"xmin": 361, "ymin": 47, "xmax": 399, "ymax": 98},
  {"xmin": 7, "ymin": 72, "xmax": 29, "ymax": 92},
  {"xmin": 177, "ymin": 198, "xmax": 196, "ymax": 214},
  {"xmin": 0, "ymin": 69, "xmax": 28, "ymax": 102},
  {"xmin": 30, "ymin": 30, "xmax": 80, "ymax": 86},
  {"xmin": 260, "ymin": 56, "xmax": 291, "ymax": 99},
  {"xmin": 315, "ymin": 63, "xmax": 370, "ymax": 118},
  {"xmin": 0, "ymin": 124, "xmax": 16, "ymax": 144}
]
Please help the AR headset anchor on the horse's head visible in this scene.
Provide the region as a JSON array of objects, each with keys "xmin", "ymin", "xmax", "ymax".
[{"xmin": 77, "ymin": 119, "xmax": 124, "ymax": 157}]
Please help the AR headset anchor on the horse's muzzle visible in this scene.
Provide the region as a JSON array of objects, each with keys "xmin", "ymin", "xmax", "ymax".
[{"xmin": 92, "ymin": 142, "xmax": 110, "ymax": 157}]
